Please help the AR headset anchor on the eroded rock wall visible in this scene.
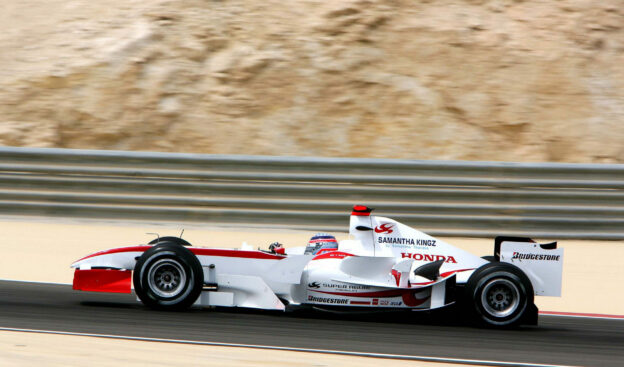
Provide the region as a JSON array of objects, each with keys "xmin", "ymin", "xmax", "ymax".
[{"xmin": 1, "ymin": 0, "xmax": 623, "ymax": 162}]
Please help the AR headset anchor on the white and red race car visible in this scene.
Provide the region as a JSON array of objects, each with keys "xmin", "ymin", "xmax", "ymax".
[{"xmin": 71, "ymin": 206, "xmax": 564, "ymax": 327}]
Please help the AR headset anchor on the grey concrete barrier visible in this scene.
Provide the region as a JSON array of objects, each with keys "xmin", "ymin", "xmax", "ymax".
[{"xmin": 1, "ymin": 147, "xmax": 623, "ymax": 239}]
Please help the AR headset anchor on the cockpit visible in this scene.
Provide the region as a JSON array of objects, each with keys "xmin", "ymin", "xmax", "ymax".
[{"xmin": 304, "ymin": 233, "xmax": 338, "ymax": 255}]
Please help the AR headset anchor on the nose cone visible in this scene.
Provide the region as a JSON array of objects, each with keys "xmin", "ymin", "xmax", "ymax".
[{"xmin": 71, "ymin": 257, "xmax": 91, "ymax": 269}]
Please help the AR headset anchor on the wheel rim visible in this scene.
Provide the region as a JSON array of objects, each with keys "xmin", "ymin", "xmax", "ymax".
[
  {"xmin": 147, "ymin": 258, "xmax": 187, "ymax": 298},
  {"xmin": 480, "ymin": 278, "xmax": 520, "ymax": 318}
]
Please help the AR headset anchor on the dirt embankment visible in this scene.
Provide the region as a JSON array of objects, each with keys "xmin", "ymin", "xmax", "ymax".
[{"xmin": 1, "ymin": 0, "xmax": 623, "ymax": 162}]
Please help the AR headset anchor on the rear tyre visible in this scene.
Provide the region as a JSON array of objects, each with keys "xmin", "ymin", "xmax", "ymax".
[
  {"xmin": 465, "ymin": 262, "xmax": 533, "ymax": 328},
  {"xmin": 133, "ymin": 242, "xmax": 203, "ymax": 310}
]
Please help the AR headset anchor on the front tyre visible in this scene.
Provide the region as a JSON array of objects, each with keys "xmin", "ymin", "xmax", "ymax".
[
  {"xmin": 133, "ymin": 242, "xmax": 203, "ymax": 310},
  {"xmin": 148, "ymin": 236, "xmax": 192, "ymax": 247},
  {"xmin": 465, "ymin": 262, "xmax": 534, "ymax": 328}
]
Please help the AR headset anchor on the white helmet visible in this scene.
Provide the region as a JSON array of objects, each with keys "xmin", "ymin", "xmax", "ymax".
[{"xmin": 304, "ymin": 233, "xmax": 338, "ymax": 255}]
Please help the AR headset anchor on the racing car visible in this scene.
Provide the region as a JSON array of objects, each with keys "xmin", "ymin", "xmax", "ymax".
[{"xmin": 71, "ymin": 205, "xmax": 564, "ymax": 327}]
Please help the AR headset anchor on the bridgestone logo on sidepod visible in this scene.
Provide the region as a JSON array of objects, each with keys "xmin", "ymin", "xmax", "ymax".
[
  {"xmin": 512, "ymin": 252, "xmax": 561, "ymax": 261},
  {"xmin": 308, "ymin": 296, "xmax": 348, "ymax": 304}
]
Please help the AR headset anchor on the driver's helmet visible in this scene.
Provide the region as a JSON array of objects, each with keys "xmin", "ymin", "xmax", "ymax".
[{"xmin": 304, "ymin": 233, "xmax": 338, "ymax": 255}]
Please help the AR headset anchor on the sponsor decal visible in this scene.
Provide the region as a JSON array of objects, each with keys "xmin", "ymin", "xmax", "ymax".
[
  {"xmin": 415, "ymin": 239, "xmax": 436, "ymax": 247},
  {"xmin": 315, "ymin": 282, "xmax": 371, "ymax": 291},
  {"xmin": 374, "ymin": 223, "xmax": 395, "ymax": 234},
  {"xmin": 401, "ymin": 252, "xmax": 457, "ymax": 264},
  {"xmin": 378, "ymin": 237, "xmax": 414, "ymax": 245},
  {"xmin": 380, "ymin": 300, "xmax": 389, "ymax": 306},
  {"xmin": 512, "ymin": 252, "xmax": 561, "ymax": 261},
  {"xmin": 312, "ymin": 251, "xmax": 353, "ymax": 260},
  {"xmin": 307, "ymin": 295, "xmax": 349, "ymax": 304},
  {"xmin": 372, "ymin": 298, "xmax": 379, "ymax": 305},
  {"xmin": 377, "ymin": 237, "xmax": 436, "ymax": 247}
]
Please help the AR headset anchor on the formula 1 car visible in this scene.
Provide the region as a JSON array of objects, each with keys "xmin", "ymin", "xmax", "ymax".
[{"xmin": 71, "ymin": 206, "xmax": 564, "ymax": 327}]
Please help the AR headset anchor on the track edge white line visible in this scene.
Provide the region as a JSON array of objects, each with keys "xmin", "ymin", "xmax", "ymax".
[{"xmin": 0, "ymin": 326, "xmax": 576, "ymax": 367}]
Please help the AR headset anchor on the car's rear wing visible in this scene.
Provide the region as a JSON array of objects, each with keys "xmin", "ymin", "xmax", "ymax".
[{"xmin": 496, "ymin": 237, "xmax": 564, "ymax": 297}]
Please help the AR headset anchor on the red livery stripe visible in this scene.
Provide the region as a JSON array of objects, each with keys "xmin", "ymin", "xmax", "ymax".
[
  {"xmin": 190, "ymin": 248, "xmax": 285, "ymax": 260},
  {"xmin": 410, "ymin": 269, "xmax": 473, "ymax": 286},
  {"xmin": 391, "ymin": 269, "xmax": 401, "ymax": 286},
  {"xmin": 77, "ymin": 246, "xmax": 286, "ymax": 262},
  {"xmin": 440, "ymin": 268, "xmax": 474, "ymax": 277},
  {"xmin": 315, "ymin": 248, "xmax": 338, "ymax": 256},
  {"xmin": 311, "ymin": 287, "xmax": 428, "ymax": 298},
  {"xmin": 312, "ymin": 251, "xmax": 355, "ymax": 260},
  {"xmin": 76, "ymin": 246, "xmax": 151, "ymax": 262}
]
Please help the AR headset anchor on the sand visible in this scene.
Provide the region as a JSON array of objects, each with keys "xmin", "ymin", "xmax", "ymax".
[{"xmin": 0, "ymin": 330, "xmax": 467, "ymax": 367}]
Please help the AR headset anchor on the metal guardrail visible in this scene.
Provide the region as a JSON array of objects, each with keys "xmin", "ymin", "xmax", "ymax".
[{"xmin": 1, "ymin": 146, "xmax": 623, "ymax": 239}]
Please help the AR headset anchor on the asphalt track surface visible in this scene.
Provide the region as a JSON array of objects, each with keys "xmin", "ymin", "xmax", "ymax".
[{"xmin": 1, "ymin": 281, "xmax": 622, "ymax": 367}]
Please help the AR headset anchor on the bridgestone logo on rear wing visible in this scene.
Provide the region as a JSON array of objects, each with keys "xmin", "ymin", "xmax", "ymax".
[{"xmin": 512, "ymin": 252, "xmax": 561, "ymax": 261}]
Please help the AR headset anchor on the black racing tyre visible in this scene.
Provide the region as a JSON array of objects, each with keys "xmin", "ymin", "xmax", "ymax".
[
  {"xmin": 148, "ymin": 236, "xmax": 192, "ymax": 247},
  {"xmin": 465, "ymin": 262, "xmax": 534, "ymax": 328},
  {"xmin": 133, "ymin": 242, "xmax": 203, "ymax": 310}
]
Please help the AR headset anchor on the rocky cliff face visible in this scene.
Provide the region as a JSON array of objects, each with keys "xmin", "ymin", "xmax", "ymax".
[{"xmin": 1, "ymin": 0, "xmax": 623, "ymax": 162}]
